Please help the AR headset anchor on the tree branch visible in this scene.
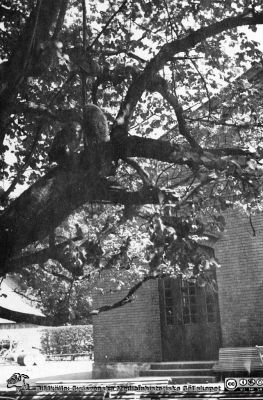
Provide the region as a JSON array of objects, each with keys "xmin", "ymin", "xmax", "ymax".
[
  {"xmin": 22, "ymin": 0, "xmax": 43, "ymax": 73},
  {"xmin": 125, "ymin": 135, "xmax": 257, "ymax": 163},
  {"xmin": 189, "ymin": 58, "xmax": 212, "ymax": 117},
  {"xmin": 87, "ymin": 0, "xmax": 128, "ymax": 51},
  {"xmin": 6, "ymin": 236, "xmax": 82, "ymax": 274},
  {"xmin": 81, "ymin": 0, "xmax": 88, "ymax": 110},
  {"xmin": 102, "ymin": 49, "xmax": 147, "ymax": 63},
  {"xmin": 39, "ymin": 263, "xmax": 73, "ymax": 283},
  {"xmin": 112, "ymin": 11, "xmax": 263, "ymax": 135},
  {"xmin": 0, "ymin": 0, "xmax": 68, "ymax": 145},
  {"xmin": 91, "ymin": 275, "xmax": 160, "ymax": 314},
  {"xmin": 147, "ymin": 75, "xmax": 202, "ymax": 151},
  {"xmin": 125, "ymin": 136, "xmax": 193, "ymax": 166},
  {"xmin": 52, "ymin": 0, "xmax": 69, "ymax": 40},
  {"xmin": 124, "ymin": 158, "xmax": 152, "ymax": 186},
  {"xmin": 13, "ymin": 289, "xmax": 42, "ymax": 304},
  {"xmin": 0, "ymin": 135, "xmax": 261, "ymax": 275},
  {"xmin": 179, "ymin": 177, "xmax": 214, "ymax": 206},
  {"xmin": 0, "ymin": 166, "xmax": 181, "ymax": 272},
  {"xmin": 186, "ymin": 116, "xmax": 263, "ymax": 129}
]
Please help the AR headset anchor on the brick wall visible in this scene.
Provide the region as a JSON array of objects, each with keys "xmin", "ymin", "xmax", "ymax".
[
  {"xmin": 93, "ymin": 210, "xmax": 263, "ymax": 362},
  {"xmin": 92, "ymin": 279, "xmax": 162, "ymax": 362},
  {"xmin": 215, "ymin": 210, "xmax": 263, "ymax": 347}
]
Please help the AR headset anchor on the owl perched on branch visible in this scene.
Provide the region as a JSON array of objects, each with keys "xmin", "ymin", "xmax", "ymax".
[
  {"xmin": 83, "ymin": 104, "xmax": 110, "ymax": 147},
  {"xmin": 49, "ymin": 104, "xmax": 112, "ymax": 175},
  {"xmin": 83, "ymin": 104, "xmax": 112, "ymax": 176}
]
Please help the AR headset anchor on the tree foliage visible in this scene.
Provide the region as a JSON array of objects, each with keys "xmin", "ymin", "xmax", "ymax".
[{"xmin": 1, "ymin": 0, "xmax": 263, "ymax": 323}]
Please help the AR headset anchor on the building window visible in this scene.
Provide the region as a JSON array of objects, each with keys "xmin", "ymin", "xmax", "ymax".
[
  {"xmin": 205, "ymin": 290, "xmax": 217, "ymax": 323},
  {"xmin": 163, "ymin": 278, "xmax": 218, "ymax": 326},
  {"xmin": 181, "ymin": 280, "xmax": 198, "ymax": 324},
  {"xmin": 164, "ymin": 279, "xmax": 174, "ymax": 325}
]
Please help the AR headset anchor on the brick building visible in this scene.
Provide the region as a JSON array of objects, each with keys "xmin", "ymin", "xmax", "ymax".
[{"xmin": 92, "ymin": 211, "xmax": 263, "ymax": 374}]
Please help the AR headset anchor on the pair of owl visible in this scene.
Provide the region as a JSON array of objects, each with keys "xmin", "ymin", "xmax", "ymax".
[{"xmin": 49, "ymin": 104, "xmax": 110, "ymax": 167}]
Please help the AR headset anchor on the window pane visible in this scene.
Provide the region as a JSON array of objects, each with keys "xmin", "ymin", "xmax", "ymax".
[
  {"xmin": 190, "ymin": 296, "xmax": 196, "ymax": 304},
  {"xmin": 191, "ymin": 314, "xmax": 197, "ymax": 323},
  {"xmin": 207, "ymin": 313, "xmax": 215, "ymax": 322},
  {"xmin": 165, "ymin": 289, "xmax": 172, "ymax": 297},
  {"xmin": 190, "ymin": 304, "xmax": 197, "ymax": 314},
  {"xmin": 183, "ymin": 314, "xmax": 190, "ymax": 324},
  {"xmin": 165, "ymin": 298, "xmax": 173, "ymax": 307},
  {"xmin": 189, "ymin": 286, "xmax": 196, "ymax": 295},
  {"xmin": 164, "ymin": 279, "xmax": 172, "ymax": 288},
  {"xmin": 207, "ymin": 304, "xmax": 214, "ymax": 313},
  {"xmin": 181, "ymin": 280, "xmax": 198, "ymax": 324}
]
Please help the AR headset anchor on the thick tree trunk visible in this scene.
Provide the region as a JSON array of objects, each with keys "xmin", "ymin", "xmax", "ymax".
[{"xmin": 0, "ymin": 0, "xmax": 67, "ymax": 145}]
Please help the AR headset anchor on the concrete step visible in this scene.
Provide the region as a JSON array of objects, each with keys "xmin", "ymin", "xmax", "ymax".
[
  {"xmin": 140, "ymin": 369, "xmax": 213, "ymax": 377},
  {"xmin": 139, "ymin": 361, "xmax": 217, "ymax": 384},
  {"xmin": 150, "ymin": 361, "xmax": 216, "ymax": 370}
]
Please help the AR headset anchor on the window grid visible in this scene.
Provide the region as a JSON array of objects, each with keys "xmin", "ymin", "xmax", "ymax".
[
  {"xmin": 164, "ymin": 279, "xmax": 217, "ymax": 326},
  {"xmin": 181, "ymin": 280, "xmax": 198, "ymax": 324}
]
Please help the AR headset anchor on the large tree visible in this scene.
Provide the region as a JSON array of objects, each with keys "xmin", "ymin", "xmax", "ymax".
[{"xmin": 1, "ymin": 0, "xmax": 263, "ymax": 323}]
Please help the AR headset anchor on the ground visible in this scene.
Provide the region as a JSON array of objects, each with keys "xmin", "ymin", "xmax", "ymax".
[
  {"xmin": 1, "ymin": 361, "xmax": 263, "ymax": 398},
  {"xmin": 0, "ymin": 360, "xmax": 92, "ymax": 388}
]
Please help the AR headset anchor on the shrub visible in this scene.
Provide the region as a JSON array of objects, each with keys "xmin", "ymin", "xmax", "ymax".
[{"xmin": 40, "ymin": 325, "xmax": 93, "ymax": 355}]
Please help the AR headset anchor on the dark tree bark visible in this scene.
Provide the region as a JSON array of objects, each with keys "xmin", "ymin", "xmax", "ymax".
[{"xmin": 0, "ymin": 0, "xmax": 67, "ymax": 146}]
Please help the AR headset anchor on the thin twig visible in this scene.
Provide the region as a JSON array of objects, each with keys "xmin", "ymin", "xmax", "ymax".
[
  {"xmin": 189, "ymin": 57, "xmax": 212, "ymax": 118},
  {"xmin": 163, "ymin": 0, "xmax": 178, "ymax": 38},
  {"xmin": 153, "ymin": 76, "xmax": 202, "ymax": 151},
  {"xmin": 87, "ymin": 0, "xmax": 128, "ymax": 51},
  {"xmin": 125, "ymin": 158, "xmax": 152, "ymax": 186},
  {"xmin": 102, "ymin": 49, "xmax": 146, "ymax": 63},
  {"xmin": 179, "ymin": 177, "xmax": 214, "ymax": 206}
]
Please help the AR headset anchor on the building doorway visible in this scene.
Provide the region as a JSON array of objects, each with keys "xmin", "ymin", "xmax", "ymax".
[{"xmin": 159, "ymin": 277, "xmax": 221, "ymax": 361}]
